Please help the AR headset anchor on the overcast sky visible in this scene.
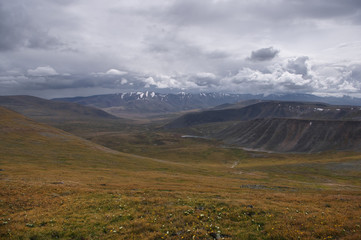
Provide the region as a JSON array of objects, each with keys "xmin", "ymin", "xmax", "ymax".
[{"xmin": 1, "ymin": 0, "xmax": 361, "ymax": 98}]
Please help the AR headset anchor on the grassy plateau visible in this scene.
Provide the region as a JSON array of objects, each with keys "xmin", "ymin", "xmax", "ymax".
[{"xmin": 1, "ymin": 106, "xmax": 361, "ymax": 239}]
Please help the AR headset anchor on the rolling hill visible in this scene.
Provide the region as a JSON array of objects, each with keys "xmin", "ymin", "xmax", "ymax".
[
  {"xmin": 0, "ymin": 105, "xmax": 188, "ymax": 173},
  {"xmin": 0, "ymin": 106, "xmax": 125, "ymax": 167},
  {"xmin": 0, "ymin": 95, "xmax": 117, "ymax": 123}
]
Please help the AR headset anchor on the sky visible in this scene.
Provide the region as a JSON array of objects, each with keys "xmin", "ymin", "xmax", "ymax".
[{"xmin": 0, "ymin": 0, "xmax": 361, "ymax": 98}]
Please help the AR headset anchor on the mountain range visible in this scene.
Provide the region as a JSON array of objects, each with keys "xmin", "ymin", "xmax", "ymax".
[{"xmin": 54, "ymin": 92, "xmax": 361, "ymax": 117}]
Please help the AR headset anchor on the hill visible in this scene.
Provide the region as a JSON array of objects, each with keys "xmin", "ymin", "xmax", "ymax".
[
  {"xmin": 165, "ymin": 101, "xmax": 361, "ymax": 152},
  {"xmin": 0, "ymin": 95, "xmax": 117, "ymax": 123},
  {"xmin": 216, "ymin": 118, "xmax": 361, "ymax": 153},
  {"xmin": 0, "ymin": 106, "xmax": 152, "ymax": 169},
  {"xmin": 165, "ymin": 101, "xmax": 361, "ymax": 128}
]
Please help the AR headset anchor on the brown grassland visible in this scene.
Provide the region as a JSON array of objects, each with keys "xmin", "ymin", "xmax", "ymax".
[{"xmin": 1, "ymin": 106, "xmax": 361, "ymax": 239}]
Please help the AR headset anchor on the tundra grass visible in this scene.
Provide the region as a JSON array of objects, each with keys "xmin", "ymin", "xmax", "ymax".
[
  {"xmin": 2, "ymin": 109, "xmax": 361, "ymax": 239},
  {"xmin": 2, "ymin": 142, "xmax": 361, "ymax": 239},
  {"xmin": 1, "ymin": 166, "xmax": 361, "ymax": 240}
]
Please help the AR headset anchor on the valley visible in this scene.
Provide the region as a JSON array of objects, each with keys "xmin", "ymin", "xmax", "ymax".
[{"xmin": 1, "ymin": 94, "xmax": 361, "ymax": 239}]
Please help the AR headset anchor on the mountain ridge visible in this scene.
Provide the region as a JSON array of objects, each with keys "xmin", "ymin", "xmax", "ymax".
[
  {"xmin": 53, "ymin": 92, "xmax": 361, "ymax": 116},
  {"xmin": 165, "ymin": 101, "xmax": 361, "ymax": 129},
  {"xmin": 165, "ymin": 100, "xmax": 361, "ymax": 152},
  {"xmin": 216, "ymin": 118, "xmax": 361, "ymax": 153}
]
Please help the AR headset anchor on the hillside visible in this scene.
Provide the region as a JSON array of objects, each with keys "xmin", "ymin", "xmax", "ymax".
[
  {"xmin": 0, "ymin": 106, "xmax": 135, "ymax": 168},
  {"xmin": 165, "ymin": 100, "xmax": 361, "ymax": 152},
  {"xmin": 165, "ymin": 101, "xmax": 361, "ymax": 128},
  {"xmin": 0, "ymin": 105, "xmax": 193, "ymax": 179},
  {"xmin": 216, "ymin": 118, "xmax": 361, "ymax": 153},
  {"xmin": 0, "ymin": 95, "xmax": 117, "ymax": 123}
]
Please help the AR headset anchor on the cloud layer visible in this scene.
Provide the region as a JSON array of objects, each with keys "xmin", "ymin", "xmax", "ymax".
[{"xmin": 0, "ymin": 0, "xmax": 360, "ymax": 98}]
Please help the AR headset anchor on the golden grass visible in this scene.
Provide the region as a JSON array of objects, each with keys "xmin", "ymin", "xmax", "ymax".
[
  {"xmin": 2, "ymin": 168, "xmax": 361, "ymax": 240},
  {"xmin": 1, "ymin": 106, "xmax": 361, "ymax": 239}
]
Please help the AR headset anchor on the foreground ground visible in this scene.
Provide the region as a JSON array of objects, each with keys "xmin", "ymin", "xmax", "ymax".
[{"xmin": 2, "ymin": 149, "xmax": 361, "ymax": 239}]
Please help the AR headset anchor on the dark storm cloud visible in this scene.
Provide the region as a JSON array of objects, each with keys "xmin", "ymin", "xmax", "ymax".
[
  {"xmin": 285, "ymin": 0, "xmax": 361, "ymax": 21},
  {"xmin": 142, "ymin": 26, "xmax": 234, "ymax": 74},
  {"xmin": 0, "ymin": 0, "xmax": 361, "ymax": 97},
  {"xmin": 0, "ymin": 2, "xmax": 63, "ymax": 51},
  {"xmin": 248, "ymin": 47, "xmax": 279, "ymax": 62},
  {"xmin": 163, "ymin": 0, "xmax": 361, "ymax": 29},
  {"xmin": 0, "ymin": 2, "xmax": 22, "ymax": 51}
]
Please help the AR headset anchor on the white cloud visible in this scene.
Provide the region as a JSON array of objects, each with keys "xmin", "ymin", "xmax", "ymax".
[
  {"xmin": 196, "ymin": 72, "xmax": 216, "ymax": 79},
  {"xmin": 105, "ymin": 69, "xmax": 128, "ymax": 76},
  {"xmin": 143, "ymin": 75, "xmax": 181, "ymax": 89},
  {"xmin": 120, "ymin": 78, "xmax": 128, "ymax": 84},
  {"xmin": 216, "ymin": 60, "xmax": 361, "ymax": 95},
  {"xmin": 144, "ymin": 74, "xmax": 198, "ymax": 89},
  {"xmin": 27, "ymin": 66, "xmax": 58, "ymax": 77},
  {"xmin": 144, "ymin": 77, "xmax": 156, "ymax": 88},
  {"xmin": 310, "ymin": 63, "xmax": 361, "ymax": 94},
  {"xmin": 91, "ymin": 69, "xmax": 128, "ymax": 77}
]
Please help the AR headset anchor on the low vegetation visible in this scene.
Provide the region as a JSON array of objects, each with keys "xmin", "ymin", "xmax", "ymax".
[{"xmin": 1, "ymin": 107, "xmax": 361, "ymax": 239}]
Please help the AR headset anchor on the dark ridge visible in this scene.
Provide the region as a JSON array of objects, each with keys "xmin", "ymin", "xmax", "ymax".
[
  {"xmin": 0, "ymin": 95, "xmax": 118, "ymax": 122},
  {"xmin": 216, "ymin": 118, "xmax": 361, "ymax": 153},
  {"xmin": 165, "ymin": 101, "xmax": 361, "ymax": 129}
]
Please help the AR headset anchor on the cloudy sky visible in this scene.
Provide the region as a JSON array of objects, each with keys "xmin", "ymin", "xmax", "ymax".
[{"xmin": 1, "ymin": 0, "xmax": 361, "ymax": 98}]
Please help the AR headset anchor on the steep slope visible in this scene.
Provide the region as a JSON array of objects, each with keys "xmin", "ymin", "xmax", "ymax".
[
  {"xmin": 0, "ymin": 95, "xmax": 117, "ymax": 122},
  {"xmin": 216, "ymin": 118, "xmax": 361, "ymax": 153},
  {"xmin": 165, "ymin": 101, "xmax": 361, "ymax": 128}
]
